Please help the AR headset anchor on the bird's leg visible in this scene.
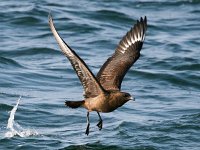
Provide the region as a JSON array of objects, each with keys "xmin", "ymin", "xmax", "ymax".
[
  {"xmin": 85, "ymin": 111, "xmax": 90, "ymax": 135},
  {"xmin": 96, "ymin": 111, "xmax": 103, "ymax": 130}
]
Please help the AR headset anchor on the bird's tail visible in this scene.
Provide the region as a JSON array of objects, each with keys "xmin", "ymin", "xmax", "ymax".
[{"xmin": 65, "ymin": 100, "xmax": 84, "ymax": 108}]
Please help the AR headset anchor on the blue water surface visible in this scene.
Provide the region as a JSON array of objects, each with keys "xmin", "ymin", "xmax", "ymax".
[{"xmin": 0, "ymin": 0, "xmax": 200, "ymax": 149}]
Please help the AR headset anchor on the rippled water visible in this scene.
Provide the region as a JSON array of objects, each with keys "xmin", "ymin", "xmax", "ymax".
[{"xmin": 0, "ymin": 0, "xmax": 200, "ymax": 149}]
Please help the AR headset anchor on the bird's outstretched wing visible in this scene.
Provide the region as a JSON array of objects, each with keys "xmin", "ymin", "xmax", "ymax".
[
  {"xmin": 49, "ymin": 14, "xmax": 105, "ymax": 98},
  {"xmin": 97, "ymin": 16, "xmax": 147, "ymax": 91}
]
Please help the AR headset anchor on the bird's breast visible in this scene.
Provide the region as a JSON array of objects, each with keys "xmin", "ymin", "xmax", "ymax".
[{"xmin": 83, "ymin": 94, "xmax": 124, "ymax": 113}]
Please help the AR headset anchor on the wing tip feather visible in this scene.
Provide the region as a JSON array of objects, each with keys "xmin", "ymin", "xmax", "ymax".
[{"xmin": 116, "ymin": 16, "xmax": 147, "ymax": 54}]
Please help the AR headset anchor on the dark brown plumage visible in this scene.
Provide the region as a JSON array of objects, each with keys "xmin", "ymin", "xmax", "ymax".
[{"xmin": 49, "ymin": 14, "xmax": 147, "ymax": 135}]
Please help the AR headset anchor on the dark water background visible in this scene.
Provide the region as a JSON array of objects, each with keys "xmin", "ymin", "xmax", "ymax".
[{"xmin": 0, "ymin": 0, "xmax": 200, "ymax": 149}]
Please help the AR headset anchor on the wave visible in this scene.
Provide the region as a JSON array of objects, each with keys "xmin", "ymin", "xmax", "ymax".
[
  {"xmin": 93, "ymin": 9, "xmax": 134, "ymax": 23},
  {"xmin": 10, "ymin": 16, "xmax": 41, "ymax": 26},
  {"xmin": 60, "ymin": 143, "xmax": 135, "ymax": 150},
  {"xmin": 131, "ymin": 69, "xmax": 200, "ymax": 89},
  {"xmin": 0, "ymin": 103, "xmax": 13, "ymax": 111},
  {"xmin": 0, "ymin": 56, "xmax": 25, "ymax": 69},
  {"xmin": 1, "ymin": 47, "xmax": 60, "ymax": 57}
]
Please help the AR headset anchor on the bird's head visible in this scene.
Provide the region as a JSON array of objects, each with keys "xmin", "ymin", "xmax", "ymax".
[
  {"xmin": 121, "ymin": 92, "xmax": 135, "ymax": 102},
  {"xmin": 113, "ymin": 92, "xmax": 135, "ymax": 108},
  {"xmin": 109, "ymin": 91, "xmax": 135, "ymax": 109}
]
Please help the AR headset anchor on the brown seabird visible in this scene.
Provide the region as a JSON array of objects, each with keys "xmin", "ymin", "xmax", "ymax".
[{"xmin": 49, "ymin": 14, "xmax": 147, "ymax": 135}]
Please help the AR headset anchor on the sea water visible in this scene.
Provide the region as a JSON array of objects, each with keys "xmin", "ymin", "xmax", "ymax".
[{"xmin": 0, "ymin": 0, "xmax": 200, "ymax": 149}]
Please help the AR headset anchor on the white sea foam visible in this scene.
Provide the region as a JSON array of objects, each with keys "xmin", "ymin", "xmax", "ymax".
[{"xmin": 4, "ymin": 96, "xmax": 38, "ymax": 138}]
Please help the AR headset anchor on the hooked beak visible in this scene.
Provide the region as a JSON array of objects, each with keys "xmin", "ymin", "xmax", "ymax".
[{"xmin": 129, "ymin": 96, "xmax": 135, "ymax": 101}]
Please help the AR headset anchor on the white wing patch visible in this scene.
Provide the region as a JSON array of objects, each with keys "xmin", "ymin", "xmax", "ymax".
[{"xmin": 118, "ymin": 19, "xmax": 146, "ymax": 54}]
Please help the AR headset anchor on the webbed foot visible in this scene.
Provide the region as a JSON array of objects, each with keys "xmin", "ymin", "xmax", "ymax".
[{"xmin": 97, "ymin": 120, "xmax": 103, "ymax": 130}]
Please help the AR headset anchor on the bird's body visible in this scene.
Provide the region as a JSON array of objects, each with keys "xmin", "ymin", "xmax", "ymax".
[
  {"xmin": 71, "ymin": 91, "xmax": 132, "ymax": 113},
  {"xmin": 49, "ymin": 14, "xmax": 147, "ymax": 135}
]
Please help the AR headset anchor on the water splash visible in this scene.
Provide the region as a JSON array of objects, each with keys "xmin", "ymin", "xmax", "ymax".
[{"xmin": 4, "ymin": 96, "xmax": 38, "ymax": 138}]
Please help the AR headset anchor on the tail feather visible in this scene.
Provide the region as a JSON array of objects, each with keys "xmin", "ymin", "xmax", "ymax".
[{"xmin": 65, "ymin": 100, "xmax": 84, "ymax": 108}]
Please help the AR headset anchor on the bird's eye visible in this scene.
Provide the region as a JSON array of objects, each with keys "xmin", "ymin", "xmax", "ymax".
[{"xmin": 124, "ymin": 93, "xmax": 130, "ymax": 97}]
